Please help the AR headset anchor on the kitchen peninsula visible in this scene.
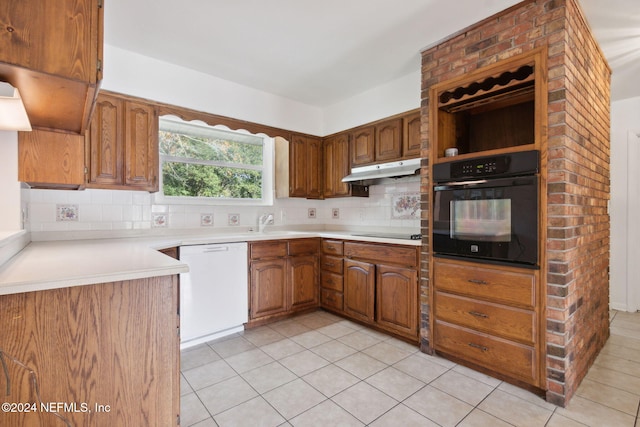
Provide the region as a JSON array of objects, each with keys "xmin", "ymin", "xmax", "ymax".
[{"xmin": 0, "ymin": 229, "xmax": 420, "ymax": 426}]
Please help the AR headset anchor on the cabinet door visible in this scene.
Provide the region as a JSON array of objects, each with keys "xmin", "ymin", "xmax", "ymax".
[
  {"xmin": 375, "ymin": 119, "xmax": 402, "ymax": 162},
  {"xmin": 344, "ymin": 259, "xmax": 375, "ymax": 323},
  {"xmin": 18, "ymin": 129, "xmax": 86, "ymax": 188},
  {"xmin": 0, "ymin": 0, "xmax": 101, "ymax": 82},
  {"xmin": 376, "ymin": 264, "xmax": 418, "ymax": 338},
  {"xmin": 351, "ymin": 126, "xmax": 375, "ymax": 166},
  {"xmin": 306, "ymin": 136, "xmax": 323, "ymax": 199},
  {"xmin": 289, "ymin": 134, "xmax": 308, "ymax": 197},
  {"xmin": 88, "ymin": 94, "xmax": 124, "ymax": 186},
  {"xmin": 289, "ymin": 255, "xmax": 319, "ymax": 311},
  {"xmin": 403, "ymin": 112, "xmax": 422, "ymax": 158},
  {"xmin": 323, "ymin": 133, "xmax": 351, "ymax": 198},
  {"xmin": 124, "ymin": 100, "xmax": 158, "ymax": 191},
  {"xmin": 250, "ymin": 259, "xmax": 288, "ymax": 319}
]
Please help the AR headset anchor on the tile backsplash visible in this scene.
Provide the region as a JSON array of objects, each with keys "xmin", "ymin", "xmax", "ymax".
[{"xmin": 26, "ymin": 179, "xmax": 420, "ymax": 235}]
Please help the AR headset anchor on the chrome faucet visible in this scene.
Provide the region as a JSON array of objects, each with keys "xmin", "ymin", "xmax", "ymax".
[{"xmin": 258, "ymin": 213, "xmax": 274, "ymax": 233}]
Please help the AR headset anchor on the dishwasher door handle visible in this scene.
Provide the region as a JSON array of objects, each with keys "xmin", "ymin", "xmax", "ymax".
[{"xmin": 203, "ymin": 246, "xmax": 230, "ymax": 253}]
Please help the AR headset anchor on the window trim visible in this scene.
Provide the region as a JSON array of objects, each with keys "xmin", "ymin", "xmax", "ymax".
[{"xmin": 153, "ymin": 115, "xmax": 274, "ymax": 206}]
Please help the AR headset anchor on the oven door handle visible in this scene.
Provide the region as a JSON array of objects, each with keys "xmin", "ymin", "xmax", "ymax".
[{"xmin": 434, "ymin": 176, "xmax": 536, "ymax": 191}]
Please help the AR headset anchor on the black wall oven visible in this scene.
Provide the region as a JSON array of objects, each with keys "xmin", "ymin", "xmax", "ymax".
[{"xmin": 432, "ymin": 150, "xmax": 539, "ymax": 267}]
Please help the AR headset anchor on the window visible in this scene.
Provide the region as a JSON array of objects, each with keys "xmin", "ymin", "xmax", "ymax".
[{"xmin": 157, "ymin": 116, "xmax": 273, "ymax": 205}]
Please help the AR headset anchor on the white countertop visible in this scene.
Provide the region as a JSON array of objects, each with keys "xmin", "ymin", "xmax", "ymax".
[{"xmin": 0, "ymin": 229, "xmax": 421, "ymax": 296}]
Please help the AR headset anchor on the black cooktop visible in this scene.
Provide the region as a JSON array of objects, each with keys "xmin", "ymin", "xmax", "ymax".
[{"xmin": 352, "ymin": 233, "xmax": 422, "ymax": 241}]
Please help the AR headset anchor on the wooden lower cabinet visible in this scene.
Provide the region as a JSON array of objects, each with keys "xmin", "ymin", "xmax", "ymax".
[
  {"xmin": 289, "ymin": 255, "xmax": 319, "ymax": 310},
  {"xmin": 344, "ymin": 259, "xmax": 375, "ymax": 323},
  {"xmin": 320, "ymin": 240, "xmax": 345, "ymax": 311},
  {"xmin": 432, "ymin": 257, "xmax": 543, "ymax": 388},
  {"xmin": 249, "ymin": 239, "xmax": 319, "ymax": 323},
  {"xmin": 250, "ymin": 258, "xmax": 288, "ymax": 319},
  {"xmin": 0, "ymin": 276, "xmax": 179, "ymax": 427},
  {"xmin": 335, "ymin": 241, "xmax": 420, "ymax": 342},
  {"xmin": 376, "ymin": 264, "xmax": 419, "ymax": 337},
  {"xmin": 434, "ymin": 322, "xmax": 538, "ymax": 385}
]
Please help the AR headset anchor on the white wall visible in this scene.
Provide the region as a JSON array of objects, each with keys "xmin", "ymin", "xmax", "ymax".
[
  {"xmin": 610, "ymin": 96, "xmax": 640, "ymax": 312},
  {"xmin": 103, "ymin": 45, "xmax": 325, "ymax": 136},
  {"xmin": 323, "ymin": 70, "xmax": 421, "ymax": 135},
  {"xmin": 103, "ymin": 45, "xmax": 422, "ymax": 137},
  {"xmin": 0, "ymin": 131, "xmax": 22, "ymax": 231}
]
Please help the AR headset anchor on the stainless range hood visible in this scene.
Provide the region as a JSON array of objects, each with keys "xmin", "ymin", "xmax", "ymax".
[{"xmin": 342, "ymin": 158, "xmax": 421, "ymax": 183}]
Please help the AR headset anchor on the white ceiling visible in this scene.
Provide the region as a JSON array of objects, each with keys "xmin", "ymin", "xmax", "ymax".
[{"xmin": 105, "ymin": 0, "xmax": 640, "ymax": 106}]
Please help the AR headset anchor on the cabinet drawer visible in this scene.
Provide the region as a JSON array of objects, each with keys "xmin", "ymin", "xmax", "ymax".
[
  {"xmin": 321, "ymin": 271, "xmax": 343, "ymax": 292},
  {"xmin": 434, "ymin": 259, "xmax": 535, "ymax": 308},
  {"xmin": 435, "ymin": 321, "xmax": 538, "ymax": 385},
  {"xmin": 289, "ymin": 238, "xmax": 319, "ymax": 256},
  {"xmin": 435, "ymin": 292, "xmax": 535, "ymax": 345},
  {"xmin": 321, "ymin": 289, "xmax": 343, "ymax": 311},
  {"xmin": 344, "ymin": 242, "xmax": 418, "ymax": 267},
  {"xmin": 321, "ymin": 255, "xmax": 343, "ymax": 274},
  {"xmin": 322, "ymin": 240, "xmax": 344, "ymax": 255},
  {"xmin": 250, "ymin": 241, "xmax": 288, "ymax": 259}
]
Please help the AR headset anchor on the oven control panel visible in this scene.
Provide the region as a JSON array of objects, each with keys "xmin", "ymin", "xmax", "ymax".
[
  {"xmin": 433, "ymin": 150, "xmax": 539, "ymax": 182},
  {"xmin": 455, "ymin": 158, "xmax": 507, "ymax": 177}
]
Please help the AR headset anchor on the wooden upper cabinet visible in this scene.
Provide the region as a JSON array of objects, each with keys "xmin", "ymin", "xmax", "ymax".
[
  {"xmin": 18, "ymin": 129, "xmax": 87, "ymax": 189},
  {"xmin": 289, "ymin": 134, "xmax": 308, "ymax": 197},
  {"xmin": 375, "ymin": 119, "xmax": 403, "ymax": 162},
  {"xmin": 351, "ymin": 126, "xmax": 375, "ymax": 166},
  {"xmin": 348, "ymin": 110, "xmax": 420, "ymax": 167},
  {"xmin": 87, "ymin": 92, "xmax": 158, "ymax": 192},
  {"xmin": 306, "ymin": 136, "xmax": 323, "ymax": 199},
  {"xmin": 124, "ymin": 100, "xmax": 158, "ymax": 189},
  {"xmin": 289, "ymin": 134, "xmax": 323, "ymax": 199},
  {"xmin": 403, "ymin": 111, "xmax": 422, "ymax": 158},
  {"xmin": 0, "ymin": 0, "xmax": 103, "ymax": 133},
  {"xmin": 89, "ymin": 94, "xmax": 123, "ymax": 187},
  {"xmin": 323, "ymin": 133, "xmax": 351, "ymax": 198}
]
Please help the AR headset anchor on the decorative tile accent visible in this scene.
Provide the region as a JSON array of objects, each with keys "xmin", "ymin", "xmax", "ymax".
[
  {"xmin": 56, "ymin": 204, "xmax": 79, "ymax": 221},
  {"xmin": 308, "ymin": 208, "xmax": 316, "ymax": 219},
  {"xmin": 228, "ymin": 213, "xmax": 240, "ymax": 226},
  {"xmin": 391, "ymin": 193, "xmax": 420, "ymax": 219},
  {"xmin": 332, "ymin": 208, "xmax": 339, "ymax": 219},
  {"xmin": 152, "ymin": 213, "xmax": 167, "ymax": 227},
  {"xmin": 201, "ymin": 213, "xmax": 214, "ymax": 226}
]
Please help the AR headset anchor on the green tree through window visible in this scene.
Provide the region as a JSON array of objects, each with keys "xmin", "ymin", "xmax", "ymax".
[{"xmin": 159, "ymin": 118, "xmax": 266, "ymax": 200}]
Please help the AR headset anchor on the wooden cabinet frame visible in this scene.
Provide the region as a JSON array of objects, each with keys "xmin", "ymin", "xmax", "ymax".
[{"xmin": 427, "ymin": 47, "xmax": 548, "ymax": 391}]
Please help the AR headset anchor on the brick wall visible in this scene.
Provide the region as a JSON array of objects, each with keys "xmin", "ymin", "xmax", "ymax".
[{"xmin": 419, "ymin": 0, "xmax": 610, "ymax": 406}]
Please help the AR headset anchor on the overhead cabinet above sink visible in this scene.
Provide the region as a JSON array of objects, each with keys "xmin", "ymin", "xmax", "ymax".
[{"xmin": 0, "ymin": 0, "xmax": 104, "ymax": 133}]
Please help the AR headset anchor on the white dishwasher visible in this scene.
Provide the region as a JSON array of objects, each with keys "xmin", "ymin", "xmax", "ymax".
[{"xmin": 179, "ymin": 242, "xmax": 248, "ymax": 349}]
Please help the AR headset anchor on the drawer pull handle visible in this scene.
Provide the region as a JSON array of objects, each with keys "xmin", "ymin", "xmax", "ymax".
[
  {"xmin": 468, "ymin": 279, "xmax": 488, "ymax": 285},
  {"xmin": 468, "ymin": 342, "xmax": 488, "ymax": 352},
  {"xmin": 468, "ymin": 311, "xmax": 488, "ymax": 319},
  {"xmin": 324, "ymin": 262, "xmax": 335, "ymax": 267}
]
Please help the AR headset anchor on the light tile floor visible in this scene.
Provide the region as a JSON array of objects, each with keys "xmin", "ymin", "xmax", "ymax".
[{"xmin": 180, "ymin": 310, "xmax": 640, "ymax": 426}]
